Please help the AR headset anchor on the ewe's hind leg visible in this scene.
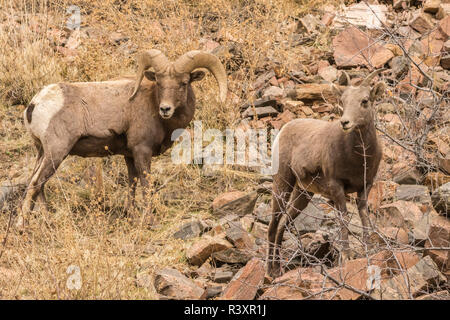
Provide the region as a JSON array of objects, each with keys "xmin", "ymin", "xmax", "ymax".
[
  {"xmin": 273, "ymin": 186, "xmax": 312, "ymax": 274},
  {"xmin": 267, "ymin": 170, "xmax": 295, "ymax": 277}
]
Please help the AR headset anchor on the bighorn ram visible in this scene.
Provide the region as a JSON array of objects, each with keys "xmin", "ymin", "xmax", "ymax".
[
  {"xmin": 267, "ymin": 69, "xmax": 385, "ymax": 276},
  {"xmin": 19, "ymin": 49, "xmax": 227, "ymax": 227}
]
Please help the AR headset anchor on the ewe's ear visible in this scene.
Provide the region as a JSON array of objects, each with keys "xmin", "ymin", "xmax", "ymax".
[
  {"xmin": 369, "ymin": 81, "xmax": 386, "ymax": 101},
  {"xmin": 330, "ymin": 84, "xmax": 343, "ymax": 98},
  {"xmin": 190, "ymin": 71, "xmax": 205, "ymax": 82},
  {"xmin": 144, "ymin": 71, "xmax": 156, "ymax": 81}
]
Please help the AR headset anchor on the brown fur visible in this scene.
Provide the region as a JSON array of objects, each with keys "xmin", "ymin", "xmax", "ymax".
[
  {"xmin": 267, "ymin": 71, "xmax": 385, "ymax": 277},
  {"xmin": 19, "ymin": 65, "xmax": 220, "ymax": 228}
]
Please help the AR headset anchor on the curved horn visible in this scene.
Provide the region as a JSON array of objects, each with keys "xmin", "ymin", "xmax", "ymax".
[
  {"xmin": 173, "ymin": 50, "xmax": 228, "ymax": 103},
  {"xmin": 338, "ymin": 71, "xmax": 351, "ymax": 86},
  {"xmin": 360, "ymin": 68, "xmax": 387, "ymax": 87},
  {"xmin": 129, "ymin": 49, "xmax": 170, "ymax": 100}
]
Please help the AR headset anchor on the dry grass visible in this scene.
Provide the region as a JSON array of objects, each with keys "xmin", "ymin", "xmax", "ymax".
[{"xmin": 0, "ymin": 0, "xmax": 337, "ymax": 299}]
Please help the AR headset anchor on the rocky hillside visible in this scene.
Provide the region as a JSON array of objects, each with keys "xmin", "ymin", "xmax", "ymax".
[{"xmin": 0, "ymin": 0, "xmax": 449, "ymax": 299}]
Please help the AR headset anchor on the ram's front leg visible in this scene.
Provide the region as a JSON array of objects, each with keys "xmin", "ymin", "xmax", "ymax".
[{"xmin": 132, "ymin": 144, "xmax": 155, "ymax": 225}]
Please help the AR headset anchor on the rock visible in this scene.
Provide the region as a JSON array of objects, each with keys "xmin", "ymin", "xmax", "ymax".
[
  {"xmin": 212, "ymin": 248, "xmax": 253, "ymax": 265},
  {"xmin": 153, "ymin": 268, "xmax": 206, "ymax": 300},
  {"xmin": 241, "ymin": 106, "xmax": 279, "ymax": 119},
  {"xmin": 254, "ymin": 202, "xmax": 272, "ymax": 225},
  {"xmin": 251, "ymin": 221, "xmax": 268, "ymax": 241},
  {"xmin": 225, "ymin": 221, "xmax": 255, "ymax": 249},
  {"xmin": 441, "ymin": 54, "xmax": 450, "ymax": 69},
  {"xmin": 205, "ymin": 285, "xmax": 224, "ymax": 298},
  {"xmin": 212, "ymin": 271, "xmax": 234, "ymax": 283},
  {"xmin": 269, "ymin": 110, "xmax": 295, "ymax": 130},
  {"xmin": 444, "ymin": 40, "xmax": 450, "ymax": 52},
  {"xmin": 240, "ymin": 98, "xmax": 277, "ymax": 111},
  {"xmin": 370, "ymin": 227, "xmax": 409, "ymax": 246},
  {"xmin": 390, "ymin": 56, "xmax": 410, "ymax": 80},
  {"xmin": 298, "ymin": 232, "xmax": 330, "ymax": 260},
  {"xmin": 262, "ymin": 86, "xmax": 285, "ymax": 99},
  {"xmin": 395, "ymin": 185, "xmax": 431, "ymax": 203},
  {"xmin": 333, "ymin": 26, "xmax": 394, "ymax": 68},
  {"xmin": 221, "ymin": 258, "xmax": 265, "ymax": 300},
  {"xmin": 260, "ymin": 268, "xmax": 331, "ymax": 300},
  {"xmin": 281, "ymin": 100, "xmax": 305, "ymax": 115},
  {"xmin": 289, "ymin": 83, "xmax": 341, "ymax": 103},
  {"xmin": 173, "ymin": 220, "xmax": 208, "ymax": 240},
  {"xmin": 293, "ymin": 196, "xmax": 328, "ymax": 235},
  {"xmin": 378, "ymin": 201, "xmax": 431, "ymax": 245},
  {"xmin": 251, "ymin": 70, "xmax": 276, "ymax": 91},
  {"xmin": 318, "ymin": 66, "xmax": 338, "ymax": 83},
  {"xmin": 424, "ymin": 0, "xmax": 442, "ymax": 14},
  {"xmin": 425, "ymin": 215, "xmax": 450, "ymax": 272},
  {"xmin": 393, "ymin": 166, "xmax": 422, "ymax": 185},
  {"xmin": 298, "ymin": 14, "xmax": 320, "ymax": 33},
  {"xmin": 431, "ymin": 182, "xmax": 450, "ymax": 214},
  {"xmin": 416, "ymin": 290, "xmax": 450, "ymax": 300},
  {"xmin": 212, "ymin": 191, "xmax": 258, "ymax": 217},
  {"xmin": 186, "ymin": 235, "xmax": 233, "ymax": 266},
  {"xmin": 333, "ymin": 3, "xmax": 388, "ymax": 29},
  {"xmin": 256, "ymin": 181, "xmax": 272, "ymax": 195},
  {"xmin": 409, "ymin": 12, "xmax": 434, "ymax": 34},
  {"xmin": 393, "ymin": 0, "xmax": 409, "ymax": 10},
  {"xmin": 371, "ymin": 256, "xmax": 445, "ymax": 299},
  {"xmin": 424, "ymin": 172, "xmax": 450, "ymax": 189},
  {"xmin": 328, "ymin": 251, "xmax": 391, "ymax": 300},
  {"xmin": 368, "ymin": 180, "xmax": 398, "ymax": 211}
]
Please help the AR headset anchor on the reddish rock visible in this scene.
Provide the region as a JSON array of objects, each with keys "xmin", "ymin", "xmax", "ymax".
[
  {"xmin": 438, "ymin": 15, "xmax": 450, "ymax": 38},
  {"xmin": 370, "ymin": 227, "xmax": 409, "ymax": 245},
  {"xmin": 425, "ymin": 216, "xmax": 450, "ymax": 272},
  {"xmin": 212, "ymin": 191, "xmax": 258, "ymax": 217},
  {"xmin": 186, "ymin": 235, "xmax": 233, "ymax": 266},
  {"xmin": 424, "ymin": 0, "xmax": 442, "ymax": 14},
  {"xmin": 153, "ymin": 268, "xmax": 206, "ymax": 300},
  {"xmin": 371, "ymin": 256, "xmax": 445, "ymax": 299},
  {"xmin": 221, "ymin": 258, "xmax": 265, "ymax": 300},
  {"xmin": 328, "ymin": 251, "xmax": 391, "ymax": 300},
  {"xmin": 368, "ymin": 180, "xmax": 399, "ymax": 211},
  {"xmin": 333, "ymin": 26, "xmax": 394, "ymax": 68},
  {"xmin": 260, "ymin": 268, "xmax": 332, "ymax": 300},
  {"xmin": 409, "ymin": 12, "xmax": 434, "ymax": 34}
]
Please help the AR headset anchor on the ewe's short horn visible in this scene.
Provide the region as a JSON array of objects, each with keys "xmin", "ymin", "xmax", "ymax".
[
  {"xmin": 173, "ymin": 50, "xmax": 228, "ymax": 103},
  {"xmin": 361, "ymin": 68, "xmax": 387, "ymax": 87},
  {"xmin": 129, "ymin": 49, "xmax": 170, "ymax": 100}
]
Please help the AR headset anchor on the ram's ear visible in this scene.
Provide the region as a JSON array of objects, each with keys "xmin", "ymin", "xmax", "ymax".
[
  {"xmin": 369, "ymin": 81, "xmax": 386, "ymax": 101},
  {"xmin": 190, "ymin": 71, "xmax": 205, "ymax": 82},
  {"xmin": 330, "ymin": 84, "xmax": 343, "ymax": 97},
  {"xmin": 144, "ymin": 70, "xmax": 156, "ymax": 81}
]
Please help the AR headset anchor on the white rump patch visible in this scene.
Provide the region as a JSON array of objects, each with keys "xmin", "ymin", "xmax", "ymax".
[{"xmin": 27, "ymin": 84, "xmax": 64, "ymax": 139}]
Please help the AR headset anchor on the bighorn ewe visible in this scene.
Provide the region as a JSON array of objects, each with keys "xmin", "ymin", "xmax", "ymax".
[
  {"xmin": 19, "ymin": 49, "xmax": 227, "ymax": 227},
  {"xmin": 267, "ymin": 69, "xmax": 385, "ymax": 276}
]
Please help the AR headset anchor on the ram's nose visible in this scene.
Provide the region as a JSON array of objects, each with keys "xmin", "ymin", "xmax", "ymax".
[{"xmin": 159, "ymin": 104, "xmax": 173, "ymax": 118}]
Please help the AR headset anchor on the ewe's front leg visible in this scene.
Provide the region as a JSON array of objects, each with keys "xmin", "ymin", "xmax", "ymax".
[
  {"xmin": 357, "ymin": 185, "xmax": 374, "ymax": 246},
  {"xmin": 329, "ymin": 181, "xmax": 352, "ymax": 261}
]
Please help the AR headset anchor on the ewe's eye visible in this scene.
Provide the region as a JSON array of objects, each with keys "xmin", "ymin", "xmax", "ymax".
[{"xmin": 361, "ymin": 99, "xmax": 369, "ymax": 108}]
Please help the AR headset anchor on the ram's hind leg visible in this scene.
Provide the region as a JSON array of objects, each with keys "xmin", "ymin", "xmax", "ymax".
[{"xmin": 18, "ymin": 139, "xmax": 74, "ymax": 230}]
